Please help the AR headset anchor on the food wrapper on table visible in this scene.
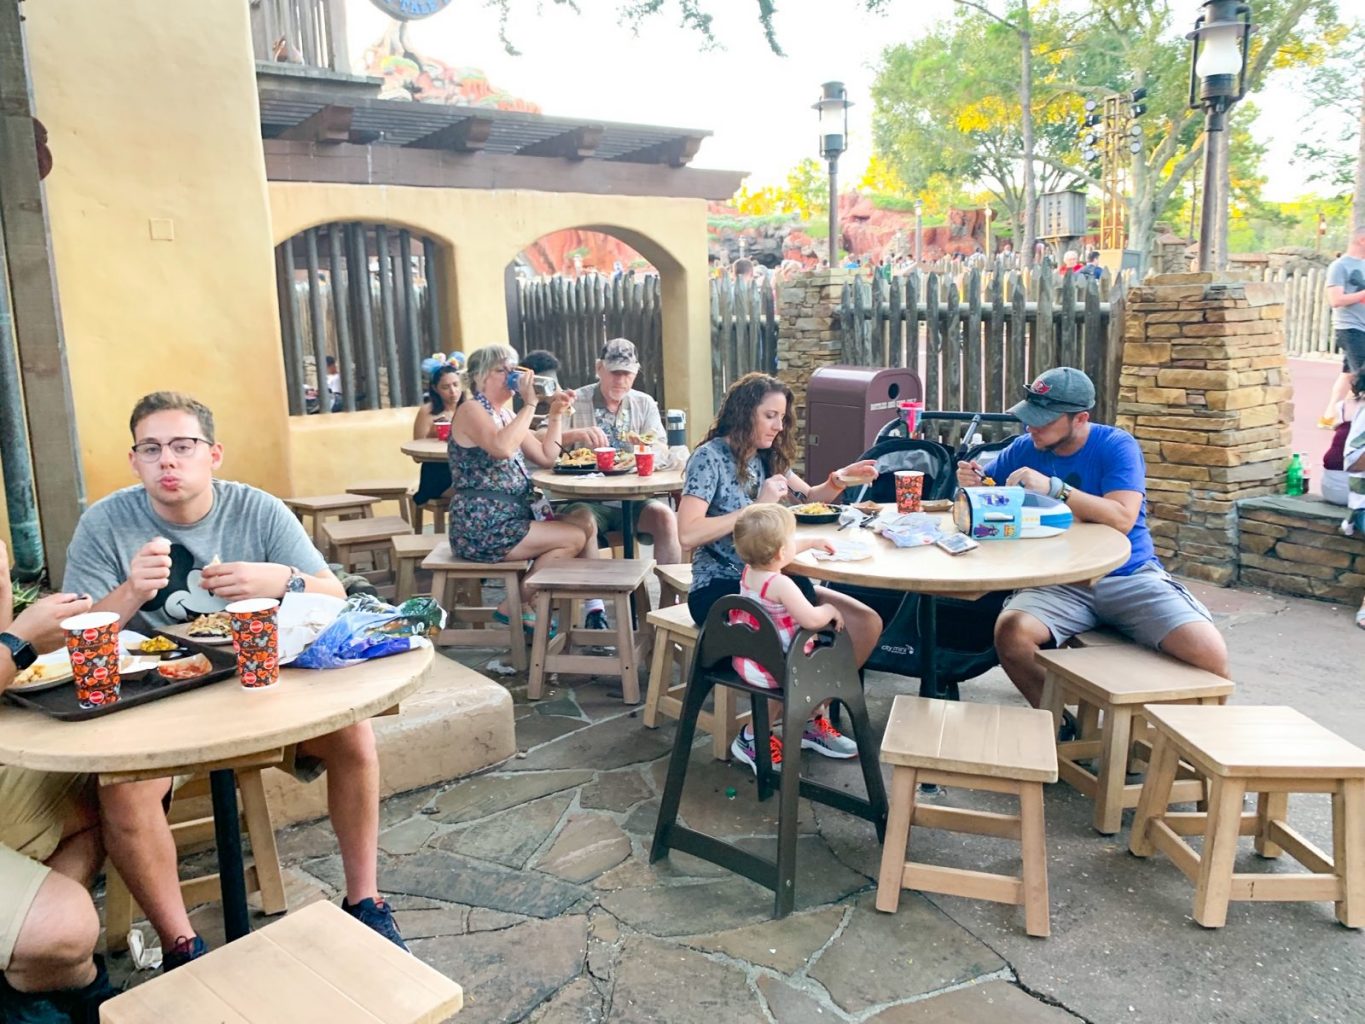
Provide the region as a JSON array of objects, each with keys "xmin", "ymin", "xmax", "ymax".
[
  {"xmin": 291, "ymin": 595, "xmax": 444, "ymax": 670},
  {"xmin": 876, "ymin": 512, "xmax": 946, "ymax": 548}
]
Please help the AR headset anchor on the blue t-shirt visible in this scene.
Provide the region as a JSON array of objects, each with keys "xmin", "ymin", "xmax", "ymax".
[{"xmin": 984, "ymin": 424, "xmax": 1153, "ymax": 576}]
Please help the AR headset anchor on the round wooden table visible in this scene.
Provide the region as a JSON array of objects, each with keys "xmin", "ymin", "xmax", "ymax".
[
  {"xmin": 531, "ymin": 466, "xmax": 686, "ymax": 559},
  {"xmin": 789, "ymin": 508, "xmax": 1129, "ymax": 699},
  {"xmin": 0, "ymin": 647, "xmax": 433, "ymax": 940},
  {"xmin": 400, "ymin": 438, "xmax": 446, "ymax": 464}
]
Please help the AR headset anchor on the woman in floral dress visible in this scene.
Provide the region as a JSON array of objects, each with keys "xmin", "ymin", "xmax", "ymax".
[{"xmin": 449, "ymin": 344, "xmax": 598, "ymax": 628}]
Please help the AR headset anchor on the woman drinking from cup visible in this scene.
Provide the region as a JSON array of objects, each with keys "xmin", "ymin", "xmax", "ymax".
[
  {"xmin": 677, "ymin": 372, "xmax": 883, "ymax": 767},
  {"xmin": 449, "ymin": 345, "xmax": 598, "ymax": 632},
  {"xmin": 412, "ymin": 364, "xmax": 462, "ymax": 514}
]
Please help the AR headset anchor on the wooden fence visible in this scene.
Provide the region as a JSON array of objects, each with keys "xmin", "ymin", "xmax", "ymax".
[
  {"xmin": 249, "ymin": 0, "xmax": 349, "ymax": 71},
  {"xmin": 710, "ymin": 278, "xmax": 778, "ymax": 404},
  {"xmin": 275, "ymin": 222, "xmax": 443, "ymax": 415},
  {"xmin": 837, "ymin": 266, "xmax": 1127, "ymax": 428},
  {"xmin": 515, "ymin": 274, "xmax": 664, "ymax": 401},
  {"xmin": 1254, "ymin": 265, "xmax": 1333, "ymax": 357}
]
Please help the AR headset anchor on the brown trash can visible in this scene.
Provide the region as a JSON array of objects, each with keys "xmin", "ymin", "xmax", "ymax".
[{"xmin": 805, "ymin": 365, "xmax": 921, "ymax": 484}]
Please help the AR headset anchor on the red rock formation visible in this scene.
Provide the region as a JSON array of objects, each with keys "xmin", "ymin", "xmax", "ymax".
[{"xmin": 518, "ymin": 230, "xmax": 653, "ymax": 277}]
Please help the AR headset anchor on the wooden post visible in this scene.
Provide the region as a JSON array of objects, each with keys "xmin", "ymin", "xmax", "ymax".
[{"xmin": 0, "ymin": 0, "xmax": 86, "ymax": 583}]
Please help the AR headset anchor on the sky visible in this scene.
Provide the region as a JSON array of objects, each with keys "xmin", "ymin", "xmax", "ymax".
[{"xmin": 344, "ymin": 0, "xmax": 1325, "ymax": 203}]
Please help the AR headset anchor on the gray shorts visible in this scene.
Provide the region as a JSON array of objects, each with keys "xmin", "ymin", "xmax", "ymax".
[{"xmin": 1004, "ymin": 560, "xmax": 1213, "ymax": 650}]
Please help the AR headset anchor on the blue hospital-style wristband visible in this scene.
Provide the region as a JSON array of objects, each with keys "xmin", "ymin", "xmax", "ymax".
[{"xmin": 1048, "ymin": 476, "xmax": 1064, "ymax": 500}]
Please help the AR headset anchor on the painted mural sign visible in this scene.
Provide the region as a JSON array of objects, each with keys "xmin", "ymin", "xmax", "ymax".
[{"xmin": 368, "ymin": 0, "xmax": 454, "ymax": 19}]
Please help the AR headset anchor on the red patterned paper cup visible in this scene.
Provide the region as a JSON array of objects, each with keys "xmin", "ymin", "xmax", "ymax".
[
  {"xmin": 894, "ymin": 470, "xmax": 924, "ymax": 514},
  {"xmin": 225, "ymin": 598, "xmax": 281, "ymax": 690},
  {"xmin": 61, "ymin": 611, "xmax": 122, "ymax": 710}
]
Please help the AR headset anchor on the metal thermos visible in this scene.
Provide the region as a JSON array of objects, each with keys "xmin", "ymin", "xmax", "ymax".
[{"xmin": 666, "ymin": 409, "xmax": 687, "ymax": 447}]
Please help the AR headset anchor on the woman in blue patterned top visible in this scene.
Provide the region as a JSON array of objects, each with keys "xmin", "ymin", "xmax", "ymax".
[{"xmin": 678, "ymin": 373, "xmax": 884, "ymax": 768}]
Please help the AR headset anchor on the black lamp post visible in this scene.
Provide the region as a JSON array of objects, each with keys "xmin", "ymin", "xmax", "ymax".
[
  {"xmin": 914, "ymin": 198, "xmax": 924, "ymax": 262},
  {"xmin": 1188, "ymin": 0, "xmax": 1254, "ymax": 272},
  {"xmin": 814, "ymin": 81, "xmax": 851, "ymax": 267}
]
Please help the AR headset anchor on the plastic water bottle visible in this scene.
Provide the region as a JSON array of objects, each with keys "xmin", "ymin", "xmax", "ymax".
[
  {"xmin": 665, "ymin": 409, "xmax": 690, "ymax": 470},
  {"xmin": 1285, "ymin": 453, "xmax": 1304, "ymax": 496}
]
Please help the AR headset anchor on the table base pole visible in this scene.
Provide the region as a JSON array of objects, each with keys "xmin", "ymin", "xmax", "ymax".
[{"xmin": 210, "ymin": 767, "xmax": 251, "ymax": 941}]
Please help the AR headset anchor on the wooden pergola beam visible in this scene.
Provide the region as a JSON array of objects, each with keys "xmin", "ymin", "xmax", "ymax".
[
  {"xmin": 277, "ymin": 104, "xmax": 354, "ymax": 144},
  {"xmin": 611, "ymin": 134, "xmax": 705, "ymax": 168},
  {"xmin": 264, "ymin": 139, "xmax": 746, "ymax": 201},
  {"xmin": 515, "ymin": 125, "xmax": 602, "ymax": 160},
  {"xmin": 0, "ymin": 0, "xmax": 86, "ymax": 583},
  {"xmin": 405, "ymin": 115, "xmax": 494, "ymax": 152}
]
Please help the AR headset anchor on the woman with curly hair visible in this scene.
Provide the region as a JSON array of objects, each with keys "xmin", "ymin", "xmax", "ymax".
[{"xmin": 677, "ymin": 373, "xmax": 883, "ymax": 770}]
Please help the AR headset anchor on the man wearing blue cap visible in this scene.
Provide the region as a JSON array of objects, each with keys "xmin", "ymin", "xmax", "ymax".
[{"xmin": 957, "ymin": 366, "xmax": 1228, "ymax": 708}]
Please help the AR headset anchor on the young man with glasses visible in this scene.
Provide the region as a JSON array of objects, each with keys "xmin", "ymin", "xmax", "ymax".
[
  {"xmin": 61, "ymin": 392, "xmax": 407, "ymax": 971},
  {"xmin": 956, "ymin": 367, "xmax": 1228, "ymax": 709}
]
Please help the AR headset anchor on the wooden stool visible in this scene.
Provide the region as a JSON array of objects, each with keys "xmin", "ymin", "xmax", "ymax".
[
  {"xmin": 1037, "ymin": 646, "xmax": 1234, "ymax": 835},
  {"xmin": 654, "ymin": 563, "xmax": 692, "ymax": 606},
  {"xmin": 98, "ymin": 901, "xmax": 464, "ymax": 1023},
  {"xmin": 876, "ymin": 695, "xmax": 1058, "ymax": 937},
  {"xmin": 323, "ymin": 515, "xmax": 409, "ymax": 586},
  {"xmin": 1130, "ymin": 704, "xmax": 1365, "ymax": 929},
  {"xmin": 422, "ymin": 542, "xmax": 531, "ymax": 671},
  {"xmin": 104, "ymin": 762, "xmax": 286, "ymax": 953},
  {"xmin": 526, "ymin": 559, "xmax": 655, "ymax": 704},
  {"xmin": 412, "ymin": 493, "xmax": 451, "ymax": 534},
  {"xmin": 651, "ymin": 597, "xmax": 887, "ymax": 918},
  {"xmin": 391, "ymin": 533, "xmax": 440, "ymax": 603},
  {"xmin": 347, "ymin": 480, "xmax": 416, "ymax": 525},
  {"xmin": 1064, "ymin": 627, "xmax": 1129, "ymax": 648},
  {"xmin": 283, "ymin": 494, "xmax": 378, "ymax": 553},
  {"xmin": 642, "ymin": 602, "xmax": 747, "ymax": 761}
]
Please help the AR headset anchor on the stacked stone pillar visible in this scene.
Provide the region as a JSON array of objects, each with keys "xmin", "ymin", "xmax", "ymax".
[
  {"xmin": 776, "ymin": 269, "xmax": 854, "ymax": 475},
  {"xmin": 1116, "ymin": 273, "xmax": 1291, "ymax": 585}
]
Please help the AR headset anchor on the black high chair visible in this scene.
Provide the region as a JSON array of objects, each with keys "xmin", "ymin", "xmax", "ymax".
[{"xmin": 649, "ymin": 595, "xmax": 888, "ymax": 918}]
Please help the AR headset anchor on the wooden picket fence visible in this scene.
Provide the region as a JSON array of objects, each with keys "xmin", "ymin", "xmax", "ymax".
[
  {"xmin": 710, "ymin": 277, "xmax": 778, "ymax": 404},
  {"xmin": 515, "ymin": 274, "xmax": 664, "ymax": 401},
  {"xmin": 1252, "ymin": 265, "xmax": 1333, "ymax": 357},
  {"xmin": 837, "ymin": 265, "xmax": 1127, "ymax": 427}
]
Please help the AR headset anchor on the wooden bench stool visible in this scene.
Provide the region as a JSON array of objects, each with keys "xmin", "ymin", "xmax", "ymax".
[
  {"xmin": 391, "ymin": 533, "xmax": 441, "ymax": 603},
  {"xmin": 422, "ymin": 541, "xmax": 531, "ymax": 671},
  {"xmin": 876, "ymin": 695, "xmax": 1058, "ymax": 937},
  {"xmin": 284, "ymin": 494, "xmax": 378, "ymax": 554},
  {"xmin": 347, "ymin": 480, "xmax": 416, "ymax": 526},
  {"xmin": 1130, "ymin": 704, "xmax": 1365, "ymax": 929},
  {"xmin": 104, "ymin": 761, "xmax": 286, "ymax": 953},
  {"xmin": 1037, "ymin": 646, "xmax": 1233, "ymax": 835},
  {"xmin": 654, "ymin": 563, "xmax": 692, "ymax": 607},
  {"xmin": 642, "ymin": 602, "xmax": 747, "ymax": 761},
  {"xmin": 98, "ymin": 901, "xmax": 464, "ymax": 1023},
  {"xmin": 323, "ymin": 515, "xmax": 409, "ymax": 590},
  {"xmin": 1064, "ymin": 626, "xmax": 1129, "ymax": 648},
  {"xmin": 526, "ymin": 559, "xmax": 655, "ymax": 704},
  {"xmin": 412, "ymin": 493, "xmax": 451, "ymax": 535}
]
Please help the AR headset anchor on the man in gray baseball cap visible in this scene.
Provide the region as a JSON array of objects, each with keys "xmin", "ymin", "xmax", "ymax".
[{"xmin": 957, "ymin": 367, "xmax": 1228, "ymax": 717}]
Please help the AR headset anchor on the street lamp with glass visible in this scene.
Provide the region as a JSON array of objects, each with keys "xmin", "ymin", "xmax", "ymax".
[
  {"xmin": 1187, "ymin": 0, "xmax": 1254, "ymax": 271},
  {"xmin": 914, "ymin": 198, "xmax": 924, "ymax": 262},
  {"xmin": 814, "ymin": 81, "xmax": 851, "ymax": 267}
]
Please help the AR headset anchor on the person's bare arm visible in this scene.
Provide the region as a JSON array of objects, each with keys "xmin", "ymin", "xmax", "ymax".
[
  {"xmin": 454, "ymin": 395, "xmax": 534, "ymax": 460},
  {"xmin": 1327, "ymin": 284, "xmax": 1365, "ymax": 310},
  {"xmin": 677, "ymin": 495, "xmax": 745, "ymax": 549},
  {"xmin": 200, "ymin": 563, "xmax": 345, "ymax": 602},
  {"xmin": 524, "ymin": 390, "xmax": 575, "ymax": 467},
  {"xmin": 1002, "ymin": 467, "xmax": 1141, "ymax": 533},
  {"xmin": 764, "ymin": 575, "xmax": 842, "ymax": 631},
  {"xmin": 413, "ymin": 405, "xmax": 439, "ymax": 440}
]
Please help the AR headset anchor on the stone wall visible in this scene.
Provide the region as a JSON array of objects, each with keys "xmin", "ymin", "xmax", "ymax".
[
  {"xmin": 1116, "ymin": 272, "xmax": 1291, "ymax": 586},
  {"xmin": 1238, "ymin": 496, "xmax": 1365, "ymax": 605},
  {"xmin": 776, "ymin": 269, "xmax": 854, "ymax": 474}
]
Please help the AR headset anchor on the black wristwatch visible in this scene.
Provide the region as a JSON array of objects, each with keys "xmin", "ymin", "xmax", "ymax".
[{"xmin": 0, "ymin": 632, "xmax": 37, "ymax": 672}]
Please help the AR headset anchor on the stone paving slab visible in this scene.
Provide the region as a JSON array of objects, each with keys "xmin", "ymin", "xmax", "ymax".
[
  {"xmin": 606, "ymin": 936, "xmax": 766, "ymax": 1023},
  {"xmin": 526, "ymin": 976, "xmax": 605, "ymax": 1022},
  {"xmin": 598, "ymin": 877, "xmax": 786, "ymax": 937},
  {"xmin": 430, "ymin": 769, "xmax": 593, "ymax": 823},
  {"xmin": 681, "ymin": 906, "xmax": 845, "ymax": 974},
  {"xmin": 531, "ymin": 813, "xmax": 632, "ymax": 883},
  {"xmin": 865, "ymin": 980, "xmax": 1079, "ymax": 1023},
  {"xmin": 756, "ymin": 975, "xmax": 844, "ymax": 1024},
  {"xmin": 433, "ymin": 793, "xmax": 573, "ymax": 869},
  {"xmin": 579, "ymin": 768, "xmax": 655, "ymax": 812},
  {"xmin": 506, "ymin": 710, "xmax": 674, "ymax": 771}
]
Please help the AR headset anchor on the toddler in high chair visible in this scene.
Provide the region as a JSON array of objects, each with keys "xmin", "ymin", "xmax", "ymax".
[{"xmin": 728, "ymin": 503, "xmax": 858, "ymax": 773}]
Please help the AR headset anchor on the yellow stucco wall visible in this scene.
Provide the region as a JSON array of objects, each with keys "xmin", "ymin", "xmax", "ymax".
[
  {"xmin": 15, "ymin": 0, "xmax": 713, "ymax": 541},
  {"xmin": 25, "ymin": 0, "xmax": 292, "ymax": 506},
  {"xmin": 271, "ymin": 183, "xmax": 714, "ymax": 492}
]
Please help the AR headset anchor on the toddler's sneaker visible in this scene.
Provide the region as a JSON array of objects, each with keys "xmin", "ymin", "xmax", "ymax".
[
  {"xmin": 163, "ymin": 934, "xmax": 208, "ymax": 973},
  {"xmin": 801, "ymin": 714, "xmax": 858, "ymax": 759},
  {"xmin": 730, "ymin": 726, "xmax": 783, "ymax": 774},
  {"xmin": 342, "ymin": 896, "xmax": 409, "ymax": 952}
]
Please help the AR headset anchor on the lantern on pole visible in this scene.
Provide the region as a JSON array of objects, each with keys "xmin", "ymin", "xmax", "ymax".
[{"xmin": 813, "ymin": 82, "xmax": 851, "ymax": 267}]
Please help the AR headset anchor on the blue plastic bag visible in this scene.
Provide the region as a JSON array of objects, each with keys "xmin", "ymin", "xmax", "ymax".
[{"xmin": 293, "ymin": 596, "xmax": 444, "ymax": 670}]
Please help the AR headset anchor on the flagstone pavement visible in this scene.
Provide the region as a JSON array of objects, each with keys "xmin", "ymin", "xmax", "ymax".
[{"xmin": 108, "ymin": 581, "xmax": 1364, "ymax": 1023}]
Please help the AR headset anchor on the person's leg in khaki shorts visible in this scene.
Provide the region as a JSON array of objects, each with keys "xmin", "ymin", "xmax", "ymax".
[{"xmin": 0, "ymin": 769, "xmax": 114, "ymax": 1020}]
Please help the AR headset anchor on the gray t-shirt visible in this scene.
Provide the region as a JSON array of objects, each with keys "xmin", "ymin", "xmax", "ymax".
[
  {"xmin": 63, "ymin": 480, "xmax": 326, "ymax": 632},
  {"xmin": 1328, "ymin": 254, "xmax": 1365, "ymax": 332},
  {"xmin": 681, "ymin": 437, "xmax": 770, "ymax": 590}
]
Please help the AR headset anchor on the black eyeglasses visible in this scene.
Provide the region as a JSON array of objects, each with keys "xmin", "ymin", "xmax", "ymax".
[{"xmin": 131, "ymin": 437, "xmax": 211, "ymax": 462}]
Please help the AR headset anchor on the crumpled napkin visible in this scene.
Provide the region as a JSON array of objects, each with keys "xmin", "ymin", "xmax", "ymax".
[{"xmin": 878, "ymin": 512, "xmax": 946, "ymax": 549}]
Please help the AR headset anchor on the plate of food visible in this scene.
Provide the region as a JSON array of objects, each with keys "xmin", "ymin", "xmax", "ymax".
[
  {"xmin": 122, "ymin": 631, "xmax": 187, "ymax": 658},
  {"xmin": 790, "ymin": 502, "xmax": 844, "ymax": 525},
  {"xmin": 10, "ymin": 649, "xmax": 75, "ymax": 692},
  {"xmin": 186, "ymin": 612, "xmax": 233, "ymax": 645},
  {"xmin": 553, "ymin": 447, "xmax": 636, "ymax": 476}
]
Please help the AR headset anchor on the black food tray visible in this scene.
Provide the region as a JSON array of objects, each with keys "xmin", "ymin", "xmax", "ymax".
[
  {"xmin": 552, "ymin": 464, "xmax": 634, "ymax": 476},
  {"xmin": 4, "ymin": 632, "xmax": 239, "ymax": 721}
]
